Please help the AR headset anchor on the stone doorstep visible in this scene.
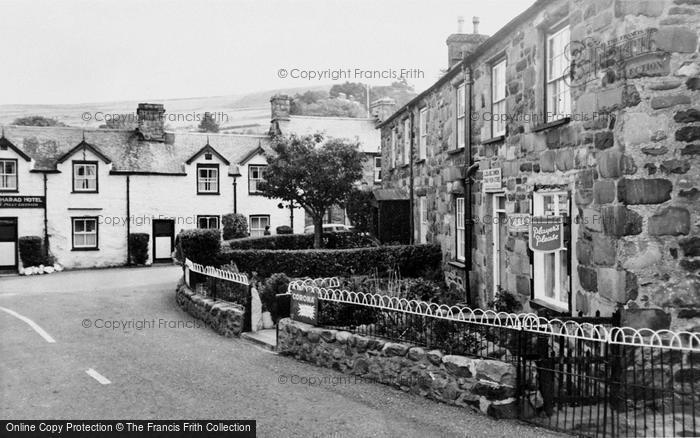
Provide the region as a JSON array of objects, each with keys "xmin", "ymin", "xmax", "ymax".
[{"xmin": 241, "ymin": 328, "xmax": 278, "ymax": 351}]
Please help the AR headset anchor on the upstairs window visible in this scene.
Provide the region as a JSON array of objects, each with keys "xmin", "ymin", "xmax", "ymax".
[
  {"xmin": 374, "ymin": 156, "xmax": 382, "ymax": 183},
  {"xmin": 456, "ymin": 83, "xmax": 466, "ymax": 149},
  {"xmin": 492, "ymin": 59, "xmax": 507, "ymax": 137},
  {"xmin": 403, "ymin": 118, "xmax": 410, "ymax": 164},
  {"xmin": 197, "ymin": 164, "xmax": 219, "ymax": 194},
  {"xmin": 390, "ymin": 129, "xmax": 397, "ymax": 169},
  {"xmin": 73, "ymin": 161, "xmax": 98, "ymax": 193},
  {"xmin": 418, "ymin": 107, "xmax": 427, "ymax": 160},
  {"xmin": 197, "ymin": 215, "xmax": 220, "ymax": 229},
  {"xmin": 249, "ymin": 165, "xmax": 267, "ymax": 194},
  {"xmin": 0, "ymin": 159, "xmax": 17, "ymax": 191},
  {"xmin": 546, "ymin": 25, "xmax": 571, "ymax": 122}
]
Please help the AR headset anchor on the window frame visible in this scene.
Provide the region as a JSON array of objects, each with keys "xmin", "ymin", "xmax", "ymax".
[
  {"xmin": 196, "ymin": 215, "xmax": 220, "ymax": 229},
  {"xmin": 373, "ymin": 156, "xmax": 382, "ymax": 183},
  {"xmin": 491, "ymin": 59, "xmax": 507, "ymax": 137},
  {"xmin": 403, "ymin": 118, "xmax": 410, "ymax": 165},
  {"xmin": 249, "ymin": 214, "xmax": 270, "ymax": 237},
  {"xmin": 71, "ymin": 216, "xmax": 99, "ymax": 251},
  {"xmin": 419, "ymin": 195, "xmax": 428, "ymax": 244},
  {"xmin": 248, "ymin": 164, "xmax": 267, "ymax": 195},
  {"xmin": 390, "ymin": 129, "xmax": 397, "ymax": 169},
  {"xmin": 0, "ymin": 158, "xmax": 18, "ymax": 192},
  {"xmin": 545, "ymin": 24, "xmax": 571, "ymax": 123},
  {"xmin": 72, "ymin": 161, "xmax": 98, "ymax": 193},
  {"xmin": 196, "ymin": 163, "xmax": 220, "ymax": 195},
  {"xmin": 455, "ymin": 197, "xmax": 465, "ymax": 262},
  {"xmin": 418, "ymin": 107, "xmax": 427, "ymax": 160},
  {"xmin": 456, "ymin": 83, "xmax": 466, "ymax": 150}
]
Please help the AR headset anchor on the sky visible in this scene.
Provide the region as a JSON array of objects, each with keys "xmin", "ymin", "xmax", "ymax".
[{"xmin": 0, "ymin": 0, "xmax": 536, "ymax": 105}]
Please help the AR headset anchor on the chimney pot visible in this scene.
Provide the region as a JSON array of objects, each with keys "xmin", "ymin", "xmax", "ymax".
[
  {"xmin": 473, "ymin": 16, "xmax": 480, "ymax": 34},
  {"xmin": 457, "ymin": 16, "xmax": 464, "ymax": 33}
]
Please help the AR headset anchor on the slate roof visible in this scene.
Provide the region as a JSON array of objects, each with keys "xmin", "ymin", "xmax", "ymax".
[
  {"xmin": 279, "ymin": 116, "xmax": 380, "ymax": 154},
  {"xmin": 0, "ymin": 125, "xmax": 269, "ymax": 174}
]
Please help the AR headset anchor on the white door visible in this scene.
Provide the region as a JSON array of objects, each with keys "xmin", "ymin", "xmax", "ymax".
[
  {"xmin": 0, "ymin": 218, "xmax": 17, "ymax": 269},
  {"xmin": 153, "ymin": 219, "xmax": 174, "ymax": 262}
]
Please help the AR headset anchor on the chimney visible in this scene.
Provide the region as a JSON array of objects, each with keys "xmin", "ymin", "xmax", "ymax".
[
  {"xmin": 446, "ymin": 16, "xmax": 489, "ymax": 69},
  {"xmin": 370, "ymin": 97, "xmax": 397, "ymax": 124},
  {"xmin": 270, "ymin": 94, "xmax": 291, "ymax": 121},
  {"xmin": 136, "ymin": 103, "xmax": 165, "ymax": 142}
]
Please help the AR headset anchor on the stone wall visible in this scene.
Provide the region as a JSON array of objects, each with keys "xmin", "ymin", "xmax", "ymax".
[
  {"xmin": 175, "ymin": 277, "xmax": 244, "ymax": 337},
  {"xmin": 277, "ymin": 318, "xmax": 530, "ymax": 419}
]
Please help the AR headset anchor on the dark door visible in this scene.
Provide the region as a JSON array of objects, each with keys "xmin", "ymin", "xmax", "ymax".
[
  {"xmin": 152, "ymin": 219, "xmax": 175, "ymax": 263},
  {"xmin": 0, "ymin": 218, "xmax": 18, "ymax": 270}
]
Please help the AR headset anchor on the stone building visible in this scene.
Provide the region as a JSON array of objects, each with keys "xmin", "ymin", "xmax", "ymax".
[
  {"xmin": 378, "ymin": 0, "xmax": 700, "ymax": 330},
  {"xmin": 0, "ymin": 103, "xmax": 305, "ymax": 270}
]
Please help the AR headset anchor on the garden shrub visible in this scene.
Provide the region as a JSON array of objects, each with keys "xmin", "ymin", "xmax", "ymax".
[
  {"xmin": 18, "ymin": 236, "xmax": 47, "ymax": 267},
  {"xmin": 128, "ymin": 233, "xmax": 149, "ymax": 264},
  {"xmin": 215, "ymin": 244, "xmax": 441, "ymax": 278},
  {"xmin": 222, "ymin": 213, "xmax": 248, "ymax": 240},
  {"xmin": 226, "ymin": 232, "xmax": 378, "ymax": 250},
  {"xmin": 260, "ymin": 273, "xmax": 290, "ymax": 322},
  {"xmin": 276, "ymin": 225, "xmax": 293, "ymax": 235},
  {"xmin": 177, "ymin": 229, "xmax": 221, "ymax": 266}
]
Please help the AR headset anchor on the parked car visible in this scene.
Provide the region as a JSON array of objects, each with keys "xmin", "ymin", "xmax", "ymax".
[{"xmin": 303, "ymin": 223, "xmax": 353, "ymax": 234}]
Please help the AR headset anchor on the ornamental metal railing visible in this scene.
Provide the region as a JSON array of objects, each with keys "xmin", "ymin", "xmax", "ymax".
[{"xmin": 287, "ymin": 279, "xmax": 700, "ymax": 437}]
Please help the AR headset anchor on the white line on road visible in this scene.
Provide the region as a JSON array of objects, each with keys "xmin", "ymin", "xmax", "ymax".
[
  {"xmin": 86, "ymin": 368, "xmax": 111, "ymax": 385},
  {"xmin": 0, "ymin": 306, "xmax": 56, "ymax": 343}
]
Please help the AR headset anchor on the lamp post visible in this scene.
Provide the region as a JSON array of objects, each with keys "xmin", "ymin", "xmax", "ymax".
[
  {"xmin": 277, "ymin": 201, "xmax": 296, "ymax": 232},
  {"xmin": 231, "ymin": 165, "xmax": 241, "ymax": 214}
]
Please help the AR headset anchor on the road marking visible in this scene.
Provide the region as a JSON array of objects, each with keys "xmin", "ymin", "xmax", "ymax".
[
  {"xmin": 86, "ymin": 368, "xmax": 111, "ymax": 385},
  {"xmin": 0, "ymin": 306, "xmax": 56, "ymax": 343}
]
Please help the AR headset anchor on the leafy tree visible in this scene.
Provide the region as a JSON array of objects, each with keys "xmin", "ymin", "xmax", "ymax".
[
  {"xmin": 330, "ymin": 82, "xmax": 367, "ymax": 102},
  {"xmin": 12, "ymin": 116, "xmax": 66, "ymax": 127},
  {"xmin": 222, "ymin": 213, "xmax": 248, "ymax": 239},
  {"xmin": 198, "ymin": 112, "xmax": 220, "ymax": 133},
  {"xmin": 296, "ymin": 99, "xmax": 365, "ymax": 118},
  {"xmin": 345, "ymin": 188, "xmax": 374, "ymax": 233},
  {"xmin": 258, "ymin": 133, "xmax": 365, "ymax": 248}
]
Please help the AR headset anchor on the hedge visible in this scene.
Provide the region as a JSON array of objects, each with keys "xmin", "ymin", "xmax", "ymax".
[
  {"xmin": 214, "ymin": 244, "xmax": 441, "ymax": 278},
  {"xmin": 222, "ymin": 213, "xmax": 248, "ymax": 240},
  {"xmin": 226, "ymin": 232, "xmax": 379, "ymax": 250},
  {"xmin": 176, "ymin": 229, "xmax": 221, "ymax": 266},
  {"xmin": 18, "ymin": 236, "xmax": 47, "ymax": 267},
  {"xmin": 128, "ymin": 233, "xmax": 149, "ymax": 265}
]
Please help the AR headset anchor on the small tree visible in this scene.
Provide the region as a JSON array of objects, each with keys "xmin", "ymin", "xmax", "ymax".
[
  {"xmin": 222, "ymin": 213, "xmax": 248, "ymax": 239},
  {"xmin": 13, "ymin": 116, "xmax": 66, "ymax": 127},
  {"xmin": 198, "ymin": 112, "xmax": 220, "ymax": 133},
  {"xmin": 345, "ymin": 187, "xmax": 374, "ymax": 233},
  {"xmin": 259, "ymin": 133, "xmax": 365, "ymax": 248}
]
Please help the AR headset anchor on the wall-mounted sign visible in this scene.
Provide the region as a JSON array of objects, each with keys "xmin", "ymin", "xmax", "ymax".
[
  {"xmin": 529, "ymin": 216, "xmax": 564, "ymax": 253},
  {"xmin": 290, "ymin": 288, "xmax": 318, "ymax": 325},
  {"xmin": 0, "ymin": 196, "xmax": 45, "ymax": 208},
  {"xmin": 508, "ymin": 213, "xmax": 530, "ymax": 233},
  {"xmin": 482, "ymin": 168, "xmax": 502, "ymax": 193}
]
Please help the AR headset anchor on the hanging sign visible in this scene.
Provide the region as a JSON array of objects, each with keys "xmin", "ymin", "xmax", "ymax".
[
  {"xmin": 0, "ymin": 196, "xmax": 45, "ymax": 208},
  {"xmin": 482, "ymin": 168, "xmax": 502, "ymax": 192},
  {"xmin": 529, "ymin": 216, "xmax": 564, "ymax": 253},
  {"xmin": 290, "ymin": 288, "xmax": 318, "ymax": 325},
  {"xmin": 508, "ymin": 213, "xmax": 530, "ymax": 233}
]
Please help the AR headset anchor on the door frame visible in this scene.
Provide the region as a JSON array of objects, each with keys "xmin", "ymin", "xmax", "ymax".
[
  {"xmin": 491, "ymin": 194, "xmax": 506, "ymax": 297},
  {"xmin": 152, "ymin": 219, "xmax": 175, "ymax": 263},
  {"xmin": 0, "ymin": 217, "xmax": 18, "ymax": 270}
]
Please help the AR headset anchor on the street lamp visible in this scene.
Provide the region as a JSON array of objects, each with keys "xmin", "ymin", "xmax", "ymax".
[
  {"xmin": 230, "ymin": 165, "xmax": 241, "ymax": 214},
  {"xmin": 278, "ymin": 201, "xmax": 296, "ymax": 232}
]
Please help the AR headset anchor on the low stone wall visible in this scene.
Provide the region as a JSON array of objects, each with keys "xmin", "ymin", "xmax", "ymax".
[
  {"xmin": 176, "ymin": 277, "xmax": 244, "ymax": 337},
  {"xmin": 278, "ymin": 318, "xmax": 528, "ymax": 418}
]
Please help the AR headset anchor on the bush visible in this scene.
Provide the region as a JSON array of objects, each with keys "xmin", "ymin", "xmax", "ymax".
[
  {"xmin": 177, "ymin": 229, "xmax": 221, "ymax": 266},
  {"xmin": 226, "ymin": 232, "xmax": 379, "ymax": 250},
  {"xmin": 345, "ymin": 188, "xmax": 374, "ymax": 233},
  {"xmin": 222, "ymin": 213, "xmax": 248, "ymax": 240},
  {"xmin": 260, "ymin": 273, "xmax": 290, "ymax": 322},
  {"xmin": 18, "ymin": 236, "xmax": 47, "ymax": 267},
  {"xmin": 128, "ymin": 233, "xmax": 149, "ymax": 265},
  {"xmin": 276, "ymin": 225, "xmax": 293, "ymax": 235},
  {"xmin": 215, "ymin": 244, "xmax": 441, "ymax": 278}
]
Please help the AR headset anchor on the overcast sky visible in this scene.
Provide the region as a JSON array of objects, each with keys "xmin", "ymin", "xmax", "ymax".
[{"xmin": 1, "ymin": 0, "xmax": 536, "ymax": 105}]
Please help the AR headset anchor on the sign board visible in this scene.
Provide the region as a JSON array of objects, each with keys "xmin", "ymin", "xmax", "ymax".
[
  {"xmin": 529, "ymin": 216, "xmax": 564, "ymax": 253},
  {"xmin": 508, "ymin": 213, "xmax": 530, "ymax": 233},
  {"xmin": 482, "ymin": 168, "xmax": 502, "ymax": 192},
  {"xmin": 0, "ymin": 196, "xmax": 45, "ymax": 208},
  {"xmin": 290, "ymin": 288, "xmax": 318, "ymax": 325}
]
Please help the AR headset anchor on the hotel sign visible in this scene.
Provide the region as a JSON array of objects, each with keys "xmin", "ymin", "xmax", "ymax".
[
  {"xmin": 0, "ymin": 196, "xmax": 45, "ymax": 208},
  {"xmin": 482, "ymin": 168, "xmax": 502, "ymax": 192},
  {"xmin": 290, "ymin": 288, "xmax": 318, "ymax": 325},
  {"xmin": 529, "ymin": 216, "xmax": 564, "ymax": 253}
]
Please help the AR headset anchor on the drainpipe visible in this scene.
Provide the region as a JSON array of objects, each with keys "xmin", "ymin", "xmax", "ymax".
[
  {"xmin": 463, "ymin": 65, "xmax": 476, "ymax": 305},
  {"xmin": 408, "ymin": 109, "xmax": 415, "ymax": 245},
  {"xmin": 233, "ymin": 178, "xmax": 238, "ymax": 214},
  {"xmin": 43, "ymin": 173, "xmax": 49, "ymax": 256},
  {"xmin": 126, "ymin": 175, "xmax": 131, "ymax": 266}
]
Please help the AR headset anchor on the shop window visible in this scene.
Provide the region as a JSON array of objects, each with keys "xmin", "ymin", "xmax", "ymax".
[
  {"xmin": 250, "ymin": 215, "xmax": 270, "ymax": 237},
  {"xmin": 546, "ymin": 25, "xmax": 571, "ymax": 122},
  {"xmin": 455, "ymin": 197, "xmax": 465, "ymax": 261},
  {"xmin": 197, "ymin": 215, "xmax": 219, "ymax": 229},
  {"xmin": 72, "ymin": 217, "xmax": 98, "ymax": 250},
  {"xmin": 73, "ymin": 161, "xmax": 98, "ymax": 193},
  {"xmin": 533, "ymin": 191, "xmax": 570, "ymax": 311},
  {"xmin": 249, "ymin": 165, "xmax": 267, "ymax": 194},
  {"xmin": 491, "ymin": 59, "xmax": 507, "ymax": 136},
  {"xmin": 197, "ymin": 164, "xmax": 219, "ymax": 194},
  {"xmin": 373, "ymin": 156, "xmax": 382, "ymax": 183},
  {"xmin": 0, "ymin": 159, "xmax": 17, "ymax": 191}
]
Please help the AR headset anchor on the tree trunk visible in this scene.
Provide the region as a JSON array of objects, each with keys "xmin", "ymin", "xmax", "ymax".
[{"xmin": 313, "ymin": 215, "xmax": 323, "ymax": 249}]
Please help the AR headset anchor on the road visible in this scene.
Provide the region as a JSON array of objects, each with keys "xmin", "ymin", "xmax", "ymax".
[{"xmin": 0, "ymin": 266, "xmax": 565, "ymax": 438}]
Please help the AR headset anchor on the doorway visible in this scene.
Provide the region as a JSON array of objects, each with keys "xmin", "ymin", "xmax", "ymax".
[
  {"xmin": 0, "ymin": 217, "xmax": 18, "ymax": 270},
  {"xmin": 492, "ymin": 194, "xmax": 507, "ymax": 298},
  {"xmin": 152, "ymin": 219, "xmax": 175, "ymax": 263}
]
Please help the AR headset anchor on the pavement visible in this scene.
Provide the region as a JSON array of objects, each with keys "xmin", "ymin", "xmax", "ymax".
[{"xmin": 0, "ymin": 265, "xmax": 567, "ymax": 438}]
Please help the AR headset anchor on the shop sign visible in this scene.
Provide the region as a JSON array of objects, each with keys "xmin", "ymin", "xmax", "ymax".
[
  {"xmin": 529, "ymin": 216, "xmax": 564, "ymax": 253},
  {"xmin": 508, "ymin": 213, "xmax": 530, "ymax": 233},
  {"xmin": 483, "ymin": 168, "xmax": 502, "ymax": 192},
  {"xmin": 290, "ymin": 288, "xmax": 318, "ymax": 325},
  {"xmin": 0, "ymin": 195, "xmax": 45, "ymax": 208}
]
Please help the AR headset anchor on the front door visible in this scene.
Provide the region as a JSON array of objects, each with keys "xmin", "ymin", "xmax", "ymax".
[
  {"xmin": 152, "ymin": 219, "xmax": 175, "ymax": 263},
  {"xmin": 492, "ymin": 194, "xmax": 507, "ymax": 297},
  {"xmin": 0, "ymin": 218, "xmax": 18, "ymax": 270}
]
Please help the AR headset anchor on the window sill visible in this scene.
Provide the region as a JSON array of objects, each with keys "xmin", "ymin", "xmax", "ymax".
[
  {"xmin": 447, "ymin": 147, "xmax": 465, "ymax": 156},
  {"xmin": 400, "ymin": 164, "xmax": 410, "ymax": 169},
  {"xmin": 482, "ymin": 135, "xmax": 505, "ymax": 145},
  {"xmin": 415, "ymin": 159, "xmax": 426, "ymax": 165},
  {"xmin": 71, "ymin": 191, "xmax": 99, "ymax": 194},
  {"xmin": 248, "ymin": 192, "xmax": 266, "ymax": 196},
  {"xmin": 531, "ymin": 117, "xmax": 570, "ymax": 133},
  {"xmin": 448, "ymin": 260, "xmax": 466, "ymax": 269},
  {"xmin": 197, "ymin": 192, "xmax": 221, "ymax": 196},
  {"xmin": 0, "ymin": 189, "xmax": 19, "ymax": 193},
  {"xmin": 72, "ymin": 247, "xmax": 99, "ymax": 251},
  {"xmin": 530, "ymin": 297, "xmax": 569, "ymax": 314}
]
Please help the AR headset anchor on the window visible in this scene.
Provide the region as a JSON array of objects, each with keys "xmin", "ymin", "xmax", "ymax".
[
  {"xmin": 390, "ymin": 129, "xmax": 397, "ymax": 168},
  {"xmin": 0, "ymin": 159, "xmax": 17, "ymax": 191},
  {"xmin": 546, "ymin": 25, "xmax": 571, "ymax": 122},
  {"xmin": 197, "ymin": 215, "xmax": 219, "ymax": 229},
  {"xmin": 419, "ymin": 196, "xmax": 427, "ymax": 244},
  {"xmin": 197, "ymin": 164, "xmax": 219, "ymax": 194},
  {"xmin": 418, "ymin": 107, "xmax": 427, "ymax": 160},
  {"xmin": 374, "ymin": 156, "xmax": 382, "ymax": 183},
  {"xmin": 72, "ymin": 217, "xmax": 98, "ymax": 250},
  {"xmin": 403, "ymin": 118, "xmax": 410, "ymax": 164},
  {"xmin": 456, "ymin": 197, "xmax": 465, "ymax": 261},
  {"xmin": 492, "ymin": 60, "xmax": 507, "ymax": 137},
  {"xmin": 249, "ymin": 165, "xmax": 267, "ymax": 194},
  {"xmin": 456, "ymin": 83, "xmax": 466, "ymax": 149},
  {"xmin": 533, "ymin": 191, "xmax": 570, "ymax": 311},
  {"xmin": 249, "ymin": 215, "xmax": 270, "ymax": 237},
  {"xmin": 73, "ymin": 161, "xmax": 97, "ymax": 193}
]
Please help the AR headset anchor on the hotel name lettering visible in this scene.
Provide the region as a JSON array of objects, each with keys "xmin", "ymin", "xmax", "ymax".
[{"xmin": 0, "ymin": 196, "xmax": 46, "ymax": 208}]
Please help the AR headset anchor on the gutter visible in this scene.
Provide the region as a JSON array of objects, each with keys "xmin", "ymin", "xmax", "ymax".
[{"xmin": 126, "ymin": 175, "xmax": 131, "ymax": 266}]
